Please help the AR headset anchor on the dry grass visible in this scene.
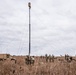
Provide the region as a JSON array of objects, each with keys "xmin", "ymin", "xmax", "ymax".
[{"xmin": 0, "ymin": 56, "xmax": 76, "ymax": 75}]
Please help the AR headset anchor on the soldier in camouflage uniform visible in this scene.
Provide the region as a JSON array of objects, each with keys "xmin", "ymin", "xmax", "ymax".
[
  {"xmin": 52, "ymin": 54, "xmax": 54, "ymax": 62},
  {"xmin": 49, "ymin": 55, "xmax": 52, "ymax": 62},
  {"xmin": 45, "ymin": 54, "xmax": 49, "ymax": 62}
]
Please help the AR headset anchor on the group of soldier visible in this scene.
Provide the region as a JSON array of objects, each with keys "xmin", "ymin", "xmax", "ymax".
[
  {"xmin": 25, "ymin": 54, "xmax": 55, "ymax": 65},
  {"xmin": 65, "ymin": 54, "xmax": 73, "ymax": 62},
  {"xmin": 0, "ymin": 54, "xmax": 75, "ymax": 65},
  {"xmin": 45, "ymin": 54, "xmax": 54, "ymax": 62},
  {"xmin": 3, "ymin": 54, "xmax": 73, "ymax": 65},
  {"xmin": 25, "ymin": 54, "xmax": 76, "ymax": 65},
  {"xmin": 25, "ymin": 55, "xmax": 35, "ymax": 65}
]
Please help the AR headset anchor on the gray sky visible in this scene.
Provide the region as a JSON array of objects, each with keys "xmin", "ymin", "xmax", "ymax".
[{"xmin": 0, "ymin": 0, "xmax": 76, "ymax": 56}]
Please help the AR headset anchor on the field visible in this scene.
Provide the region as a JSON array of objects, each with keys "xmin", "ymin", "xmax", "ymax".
[{"xmin": 0, "ymin": 55, "xmax": 76, "ymax": 75}]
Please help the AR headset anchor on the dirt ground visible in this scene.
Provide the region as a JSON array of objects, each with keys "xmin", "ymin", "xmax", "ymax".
[{"xmin": 0, "ymin": 55, "xmax": 76, "ymax": 75}]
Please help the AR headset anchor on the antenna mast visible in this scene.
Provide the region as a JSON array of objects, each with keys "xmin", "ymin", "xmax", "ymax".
[{"xmin": 28, "ymin": 2, "xmax": 31, "ymax": 57}]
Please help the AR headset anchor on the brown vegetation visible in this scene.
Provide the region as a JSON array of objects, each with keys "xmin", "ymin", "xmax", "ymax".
[{"xmin": 0, "ymin": 55, "xmax": 76, "ymax": 75}]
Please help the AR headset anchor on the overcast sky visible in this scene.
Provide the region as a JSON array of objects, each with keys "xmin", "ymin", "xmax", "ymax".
[{"xmin": 0, "ymin": 0, "xmax": 76, "ymax": 56}]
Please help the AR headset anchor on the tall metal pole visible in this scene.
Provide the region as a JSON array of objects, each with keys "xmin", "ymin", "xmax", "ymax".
[{"xmin": 28, "ymin": 2, "xmax": 31, "ymax": 57}]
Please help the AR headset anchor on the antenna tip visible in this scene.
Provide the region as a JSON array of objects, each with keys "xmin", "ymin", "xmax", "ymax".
[{"xmin": 28, "ymin": 2, "xmax": 31, "ymax": 8}]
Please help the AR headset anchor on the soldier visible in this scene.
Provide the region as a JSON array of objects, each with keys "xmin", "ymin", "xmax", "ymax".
[
  {"xmin": 49, "ymin": 55, "xmax": 52, "ymax": 62},
  {"xmin": 51, "ymin": 54, "xmax": 54, "ymax": 62},
  {"xmin": 25, "ymin": 55, "xmax": 29, "ymax": 65},
  {"xmin": 68, "ymin": 56, "xmax": 72, "ymax": 62},
  {"xmin": 45, "ymin": 54, "xmax": 49, "ymax": 62},
  {"xmin": 65, "ymin": 54, "xmax": 66, "ymax": 60},
  {"xmin": 31, "ymin": 56, "xmax": 35, "ymax": 64},
  {"xmin": 45, "ymin": 54, "xmax": 47, "ymax": 62},
  {"xmin": 70, "ymin": 56, "xmax": 72, "ymax": 61},
  {"xmin": 65, "ymin": 54, "xmax": 68, "ymax": 61},
  {"xmin": 65, "ymin": 54, "xmax": 69, "ymax": 60}
]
